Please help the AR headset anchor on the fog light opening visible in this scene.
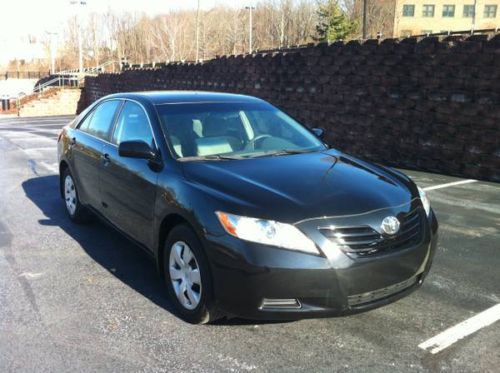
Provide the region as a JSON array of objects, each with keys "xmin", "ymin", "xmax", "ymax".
[{"xmin": 260, "ymin": 298, "xmax": 302, "ymax": 310}]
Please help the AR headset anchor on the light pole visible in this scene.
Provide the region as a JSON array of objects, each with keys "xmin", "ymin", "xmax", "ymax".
[
  {"xmin": 362, "ymin": 0, "xmax": 368, "ymax": 39},
  {"xmin": 472, "ymin": 0, "xmax": 478, "ymax": 32},
  {"xmin": 245, "ymin": 6, "xmax": 255, "ymax": 54},
  {"xmin": 46, "ymin": 31, "xmax": 58, "ymax": 74},
  {"xmin": 70, "ymin": 0, "xmax": 87, "ymax": 73},
  {"xmin": 195, "ymin": 0, "xmax": 200, "ymax": 62}
]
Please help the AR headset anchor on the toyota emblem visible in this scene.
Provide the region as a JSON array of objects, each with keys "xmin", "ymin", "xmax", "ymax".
[{"xmin": 381, "ymin": 216, "xmax": 400, "ymax": 235}]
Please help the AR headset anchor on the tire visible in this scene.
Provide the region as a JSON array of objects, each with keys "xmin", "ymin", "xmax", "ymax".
[
  {"xmin": 163, "ymin": 224, "xmax": 221, "ymax": 324},
  {"xmin": 61, "ymin": 168, "xmax": 92, "ymax": 223}
]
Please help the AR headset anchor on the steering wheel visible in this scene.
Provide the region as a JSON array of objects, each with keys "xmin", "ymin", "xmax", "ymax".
[{"xmin": 247, "ymin": 134, "xmax": 273, "ymax": 150}]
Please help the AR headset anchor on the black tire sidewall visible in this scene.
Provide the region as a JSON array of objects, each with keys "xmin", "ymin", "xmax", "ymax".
[{"xmin": 163, "ymin": 224, "xmax": 214, "ymax": 324}]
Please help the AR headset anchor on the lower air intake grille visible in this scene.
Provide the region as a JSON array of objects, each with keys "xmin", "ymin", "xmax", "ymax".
[{"xmin": 348, "ymin": 276, "xmax": 419, "ymax": 307}]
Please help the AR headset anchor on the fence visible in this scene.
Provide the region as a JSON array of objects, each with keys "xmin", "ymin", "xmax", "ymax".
[
  {"xmin": 409, "ymin": 27, "xmax": 500, "ymax": 39},
  {"xmin": 0, "ymin": 71, "xmax": 49, "ymax": 80}
]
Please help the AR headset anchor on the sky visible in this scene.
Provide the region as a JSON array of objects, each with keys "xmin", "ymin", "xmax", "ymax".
[{"xmin": 0, "ymin": 0, "xmax": 253, "ymax": 65}]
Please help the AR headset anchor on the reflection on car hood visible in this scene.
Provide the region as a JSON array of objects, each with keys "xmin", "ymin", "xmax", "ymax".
[{"xmin": 182, "ymin": 150, "xmax": 416, "ymax": 223}]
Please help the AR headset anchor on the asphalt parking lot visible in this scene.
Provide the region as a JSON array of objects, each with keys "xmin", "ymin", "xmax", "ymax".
[{"xmin": 0, "ymin": 115, "xmax": 499, "ymax": 372}]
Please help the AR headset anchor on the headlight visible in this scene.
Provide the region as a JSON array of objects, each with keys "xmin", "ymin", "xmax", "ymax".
[
  {"xmin": 216, "ymin": 212, "xmax": 319, "ymax": 255},
  {"xmin": 418, "ymin": 186, "xmax": 431, "ymax": 216}
]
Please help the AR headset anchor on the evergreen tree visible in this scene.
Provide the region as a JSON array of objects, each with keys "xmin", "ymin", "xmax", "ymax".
[{"xmin": 315, "ymin": 0, "xmax": 358, "ymax": 42}]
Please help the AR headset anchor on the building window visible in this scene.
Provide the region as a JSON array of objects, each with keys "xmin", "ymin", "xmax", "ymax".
[
  {"xmin": 423, "ymin": 4, "xmax": 435, "ymax": 17},
  {"xmin": 403, "ymin": 4, "xmax": 415, "ymax": 17},
  {"xmin": 484, "ymin": 5, "xmax": 498, "ymax": 18},
  {"xmin": 443, "ymin": 5, "xmax": 455, "ymax": 17},
  {"xmin": 463, "ymin": 5, "xmax": 475, "ymax": 17},
  {"xmin": 401, "ymin": 30, "xmax": 413, "ymax": 37},
  {"xmin": 422, "ymin": 30, "xmax": 433, "ymax": 35}
]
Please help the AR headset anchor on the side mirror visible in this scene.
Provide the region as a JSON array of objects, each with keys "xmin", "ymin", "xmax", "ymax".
[
  {"xmin": 311, "ymin": 127, "xmax": 325, "ymax": 140},
  {"xmin": 118, "ymin": 140, "xmax": 156, "ymax": 160}
]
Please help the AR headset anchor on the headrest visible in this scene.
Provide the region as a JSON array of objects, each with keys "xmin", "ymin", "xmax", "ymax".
[{"xmin": 195, "ymin": 137, "xmax": 233, "ymax": 156}]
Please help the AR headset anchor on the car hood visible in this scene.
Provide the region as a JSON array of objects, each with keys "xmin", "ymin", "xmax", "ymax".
[{"xmin": 182, "ymin": 150, "xmax": 417, "ymax": 223}]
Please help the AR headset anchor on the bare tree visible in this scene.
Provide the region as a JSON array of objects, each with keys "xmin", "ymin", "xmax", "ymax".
[
  {"xmin": 86, "ymin": 13, "xmax": 102, "ymax": 67},
  {"xmin": 351, "ymin": 0, "xmax": 395, "ymax": 39},
  {"xmin": 31, "ymin": 0, "xmax": 342, "ymax": 70}
]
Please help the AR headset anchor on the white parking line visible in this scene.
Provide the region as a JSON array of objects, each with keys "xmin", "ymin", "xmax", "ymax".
[
  {"xmin": 423, "ymin": 179, "xmax": 477, "ymax": 191},
  {"xmin": 419, "ymin": 303, "xmax": 500, "ymax": 354},
  {"xmin": 0, "ymin": 118, "xmax": 72, "ymax": 126}
]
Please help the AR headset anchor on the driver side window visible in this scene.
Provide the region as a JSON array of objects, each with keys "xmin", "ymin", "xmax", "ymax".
[{"xmin": 112, "ymin": 101, "xmax": 155, "ymax": 148}]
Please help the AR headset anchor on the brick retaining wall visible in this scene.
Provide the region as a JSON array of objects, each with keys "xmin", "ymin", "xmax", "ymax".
[{"xmin": 81, "ymin": 35, "xmax": 500, "ymax": 181}]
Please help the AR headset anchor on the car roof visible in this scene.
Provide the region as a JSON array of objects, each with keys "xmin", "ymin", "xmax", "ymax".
[{"xmin": 103, "ymin": 91, "xmax": 265, "ymax": 105}]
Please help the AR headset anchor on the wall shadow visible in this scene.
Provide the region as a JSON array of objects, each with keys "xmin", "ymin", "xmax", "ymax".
[
  {"xmin": 22, "ymin": 175, "xmax": 291, "ymax": 326},
  {"xmin": 76, "ymin": 87, "xmax": 87, "ymax": 114}
]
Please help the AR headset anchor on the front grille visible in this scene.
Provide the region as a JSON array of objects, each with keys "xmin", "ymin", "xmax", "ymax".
[
  {"xmin": 319, "ymin": 208, "xmax": 423, "ymax": 256},
  {"xmin": 347, "ymin": 276, "xmax": 419, "ymax": 307}
]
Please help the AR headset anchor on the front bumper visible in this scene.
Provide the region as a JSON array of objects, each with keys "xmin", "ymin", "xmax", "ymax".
[{"xmin": 205, "ymin": 206, "xmax": 438, "ymax": 320}]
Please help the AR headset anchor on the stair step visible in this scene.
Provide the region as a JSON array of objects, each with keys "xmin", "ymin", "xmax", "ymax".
[{"xmin": 19, "ymin": 89, "xmax": 81, "ymax": 117}]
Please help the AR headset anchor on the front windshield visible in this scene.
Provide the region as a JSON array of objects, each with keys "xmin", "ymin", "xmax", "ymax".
[{"xmin": 156, "ymin": 101, "xmax": 326, "ymax": 160}]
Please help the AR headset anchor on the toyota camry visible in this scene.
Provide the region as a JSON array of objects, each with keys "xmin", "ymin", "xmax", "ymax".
[{"xmin": 57, "ymin": 91, "xmax": 438, "ymax": 324}]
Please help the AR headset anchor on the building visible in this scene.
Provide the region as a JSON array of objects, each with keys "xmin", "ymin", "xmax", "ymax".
[{"xmin": 392, "ymin": 1, "xmax": 500, "ymax": 37}]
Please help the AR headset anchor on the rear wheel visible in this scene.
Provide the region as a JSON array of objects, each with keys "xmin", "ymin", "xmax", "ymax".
[
  {"xmin": 163, "ymin": 224, "xmax": 221, "ymax": 324},
  {"xmin": 61, "ymin": 168, "xmax": 91, "ymax": 223}
]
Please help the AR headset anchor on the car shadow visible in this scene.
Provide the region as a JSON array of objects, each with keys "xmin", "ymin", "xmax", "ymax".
[
  {"xmin": 22, "ymin": 175, "xmax": 293, "ymax": 326},
  {"xmin": 22, "ymin": 174, "xmax": 177, "ymax": 314}
]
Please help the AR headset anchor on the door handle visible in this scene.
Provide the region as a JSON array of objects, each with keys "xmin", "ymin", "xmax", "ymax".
[{"xmin": 101, "ymin": 153, "xmax": 111, "ymax": 165}]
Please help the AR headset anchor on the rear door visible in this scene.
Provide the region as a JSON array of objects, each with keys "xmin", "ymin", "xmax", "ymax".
[
  {"xmin": 100, "ymin": 101, "xmax": 159, "ymax": 248},
  {"xmin": 71, "ymin": 100, "xmax": 122, "ymax": 208}
]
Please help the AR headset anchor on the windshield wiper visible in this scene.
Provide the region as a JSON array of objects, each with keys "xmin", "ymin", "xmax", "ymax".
[
  {"xmin": 179, "ymin": 154, "xmax": 244, "ymax": 161},
  {"xmin": 206, "ymin": 154, "xmax": 244, "ymax": 160},
  {"xmin": 265, "ymin": 148, "xmax": 318, "ymax": 157},
  {"xmin": 180, "ymin": 149, "xmax": 319, "ymax": 161}
]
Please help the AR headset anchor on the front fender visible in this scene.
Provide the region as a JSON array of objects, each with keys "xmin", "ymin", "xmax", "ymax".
[{"xmin": 152, "ymin": 170, "xmax": 229, "ymax": 268}]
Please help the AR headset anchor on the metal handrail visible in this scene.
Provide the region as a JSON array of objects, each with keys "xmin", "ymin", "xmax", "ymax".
[
  {"xmin": 54, "ymin": 60, "xmax": 117, "ymax": 76},
  {"xmin": 33, "ymin": 75, "xmax": 81, "ymax": 94},
  {"xmin": 33, "ymin": 76, "xmax": 62, "ymax": 93}
]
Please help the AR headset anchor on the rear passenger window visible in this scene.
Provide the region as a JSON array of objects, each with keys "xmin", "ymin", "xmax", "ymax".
[
  {"xmin": 112, "ymin": 101, "xmax": 154, "ymax": 148},
  {"xmin": 80, "ymin": 100, "xmax": 121, "ymax": 140},
  {"xmin": 78, "ymin": 112, "xmax": 93, "ymax": 132}
]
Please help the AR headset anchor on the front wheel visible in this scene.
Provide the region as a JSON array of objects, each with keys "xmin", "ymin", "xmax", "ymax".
[{"xmin": 163, "ymin": 224, "xmax": 221, "ymax": 324}]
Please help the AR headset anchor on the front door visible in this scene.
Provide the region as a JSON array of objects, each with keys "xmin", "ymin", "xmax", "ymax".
[{"xmin": 99, "ymin": 101, "xmax": 159, "ymax": 248}]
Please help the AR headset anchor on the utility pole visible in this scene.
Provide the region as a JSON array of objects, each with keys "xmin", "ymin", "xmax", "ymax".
[
  {"xmin": 362, "ymin": 0, "xmax": 368, "ymax": 39},
  {"xmin": 70, "ymin": 0, "xmax": 87, "ymax": 73},
  {"xmin": 245, "ymin": 6, "xmax": 255, "ymax": 54},
  {"xmin": 46, "ymin": 31, "xmax": 58, "ymax": 74},
  {"xmin": 472, "ymin": 0, "xmax": 477, "ymax": 32},
  {"xmin": 195, "ymin": 0, "xmax": 200, "ymax": 62}
]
